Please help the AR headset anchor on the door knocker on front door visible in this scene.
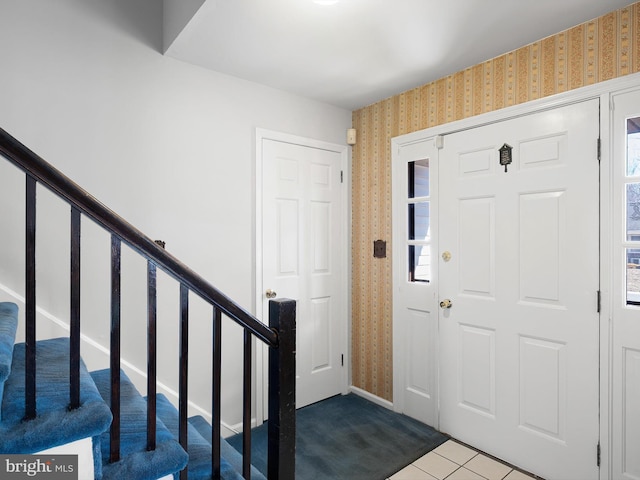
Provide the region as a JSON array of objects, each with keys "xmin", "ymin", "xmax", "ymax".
[{"xmin": 499, "ymin": 143, "xmax": 513, "ymax": 172}]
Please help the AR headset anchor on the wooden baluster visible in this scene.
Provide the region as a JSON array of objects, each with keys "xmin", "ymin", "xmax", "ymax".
[
  {"xmin": 243, "ymin": 329, "xmax": 252, "ymax": 479},
  {"xmin": 24, "ymin": 175, "xmax": 37, "ymax": 420},
  {"xmin": 147, "ymin": 261, "xmax": 157, "ymax": 451},
  {"xmin": 69, "ymin": 206, "xmax": 81, "ymax": 410},
  {"xmin": 110, "ymin": 235, "xmax": 121, "ymax": 462},
  {"xmin": 212, "ymin": 307, "xmax": 222, "ymax": 479},
  {"xmin": 179, "ymin": 284, "xmax": 189, "ymax": 480}
]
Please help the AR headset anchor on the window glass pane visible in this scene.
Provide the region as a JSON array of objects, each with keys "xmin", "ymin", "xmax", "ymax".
[
  {"xmin": 408, "ymin": 202, "xmax": 430, "ymax": 241},
  {"xmin": 627, "ymin": 117, "xmax": 640, "ymax": 176},
  {"xmin": 408, "ymin": 159, "xmax": 429, "ymax": 198},
  {"xmin": 627, "ymin": 183, "xmax": 640, "ymax": 241},
  {"xmin": 409, "ymin": 245, "xmax": 430, "ymax": 282},
  {"xmin": 627, "ymin": 249, "xmax": 640, "ymax": 304}
]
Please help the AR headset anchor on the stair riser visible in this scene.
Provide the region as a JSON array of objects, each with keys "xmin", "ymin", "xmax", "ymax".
[
  {"xmin": 36, "ymin": 437, "xmax": 94, "ymax": 479},
  {"xmin": 36, "ymin": 438, "xmax": 174, "ymax": 480}
]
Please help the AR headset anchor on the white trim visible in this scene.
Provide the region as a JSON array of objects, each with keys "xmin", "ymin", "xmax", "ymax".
[
  {"xmin": 599, "ymin": 89, "xmax": 614, "ymax": 480},
  {"xmin": 390, "ymin": 71, "xmax": 640, "ymax": 480},
  {"xmin": 254, "ymin": 128, "xmax": 350, "ymax": 424},
  {"xmin": 349, "ymin": 385, "xmax": 394, "ymax": 410}
]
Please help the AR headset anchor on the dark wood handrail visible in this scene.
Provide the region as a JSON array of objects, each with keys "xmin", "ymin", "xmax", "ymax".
[{"xmin": 0, "ymin": 127, "xmax": 276, "ymax": 347}]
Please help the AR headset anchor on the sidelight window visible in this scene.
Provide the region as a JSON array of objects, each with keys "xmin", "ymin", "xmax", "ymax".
[
  {"xmin": 408, "ymin": 159, "xmax": 430, "ymax": 282},
  {"xmin": 625, "ymin": 117, "xmax": 640, "ymax": 303}
]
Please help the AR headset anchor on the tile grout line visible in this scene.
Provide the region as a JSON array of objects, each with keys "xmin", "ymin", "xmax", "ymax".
[
  {"xmin": 392, "ymin": 439, "xmax": 540, "ymax": 480},
  {"xmin": 416, "ymin": 444, "xmax": 515, "ymax": 480},
  {"xmin": 440, "ymin": 439, "xmax": 536, "ymax": 479}
]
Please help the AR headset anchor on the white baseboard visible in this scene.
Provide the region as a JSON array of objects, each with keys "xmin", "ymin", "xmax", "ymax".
[
  {"xmin": 349, "ymin": 385, "xmax": 394, "ymax": 410},
  {"xmin": 224, "ymin": 417, "xmax": 260, "ymax": 437}
]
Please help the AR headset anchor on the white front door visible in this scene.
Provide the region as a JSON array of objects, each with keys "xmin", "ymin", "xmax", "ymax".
[
  {"xmin": 392, "ymin": 138, "xmax": 438, "ymax": 426},
  {"xmin": 260, "ymin": 135, "xmax": 346, "ymax": 409},
  {"xmin": 611, "ymin": 88, "xmax": 640, "ymax": 480},
  {"xmin": 439, "ymin": 100, "xmax": 600, "ymax": 479}
]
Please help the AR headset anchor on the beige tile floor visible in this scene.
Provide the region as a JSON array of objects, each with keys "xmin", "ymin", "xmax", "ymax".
[{"xmin": 388, "ymin": 440, "xmax": 539, "ymax": 480}]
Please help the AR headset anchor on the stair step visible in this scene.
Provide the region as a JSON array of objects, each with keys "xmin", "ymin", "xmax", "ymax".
[
  {"xmin": 189, "ymin": 415, "xmax": 266, "ymax": 480},
  {"xmin": 91, "ymin": 369, "xmax": 188, "ymax": 480},
  {"xmin": 0, "ymin": 302, "xmax": 18, "ymax": 422},
  {"xmin": 153, "ymin": 394, "xmax": 243, "ymax": 480},
  {"xmin": 0, "ymin": 338, "xmax": 113, "ymax": 454}
]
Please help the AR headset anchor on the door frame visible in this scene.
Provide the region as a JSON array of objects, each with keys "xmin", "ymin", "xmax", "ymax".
[
  {"xmin": 391, "ymin": 71, "xmax": 640, "ymax": 480},
  {"xmin": 254, "ymin": 128, "xmax": 350, "ymax": 425}
]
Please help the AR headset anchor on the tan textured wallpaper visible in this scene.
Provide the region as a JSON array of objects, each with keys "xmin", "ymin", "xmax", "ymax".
[{"xmin": 351, "ymin": 2, "xmax": 640, "ymax": 402}]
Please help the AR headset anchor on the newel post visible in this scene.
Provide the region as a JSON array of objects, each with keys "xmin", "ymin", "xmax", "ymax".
[{"xmin": 267, "ymin": 298, "xmax": 296, "ymax": 480}]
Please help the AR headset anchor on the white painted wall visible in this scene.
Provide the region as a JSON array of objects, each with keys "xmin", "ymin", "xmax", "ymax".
[{"xmin": 0, "ymin": 0, "xmax": 351, "ymax": 429}]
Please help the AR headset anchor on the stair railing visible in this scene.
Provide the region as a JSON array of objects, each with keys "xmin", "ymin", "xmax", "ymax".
[{"xmin": 0, "ymin": 127, "xmax": 295, "ymax": 480}]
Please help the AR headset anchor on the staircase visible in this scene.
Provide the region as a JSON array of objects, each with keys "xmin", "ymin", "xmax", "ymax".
[{"xmin": 0, "ymin": 128, "xmax": 296, "ymax": 479}]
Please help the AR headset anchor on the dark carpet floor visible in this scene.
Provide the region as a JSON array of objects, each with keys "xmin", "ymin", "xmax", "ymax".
[{"xmin": 227, "ymin": 393, "xmax": 448, "ymax": 480}]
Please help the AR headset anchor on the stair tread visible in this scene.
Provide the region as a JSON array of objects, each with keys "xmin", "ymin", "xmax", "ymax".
[
  {"xmin": 91, "ymin": 368, "xmax": 188, "ymax": 480},
  {"xmin": 0, "ymin": 302, "xmax": 18, "ymax": 383},
  {"xmin": 189, "ymin": 415, "xmax": 266, "ymax": 480},
  {"xmin": 154, "ymin": 394, "xmax": 243, "ymax": 480},
  {"xmin": 0, "ymin": 337, "xmax": 113, "ymax": 453},
  {"xmin": 0, "ymin": 302, "xmax": 19, "ymax": 423}
]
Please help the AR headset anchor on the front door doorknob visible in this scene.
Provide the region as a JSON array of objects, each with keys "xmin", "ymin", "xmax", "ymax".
[{"xmin": 440, "ymin": 299, "xmax": 452, "ymax": 309}]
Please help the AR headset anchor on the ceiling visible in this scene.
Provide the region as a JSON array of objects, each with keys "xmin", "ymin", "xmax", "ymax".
[{"xmin": 165, "ymin": 0, "xmax": 633, "ymax": 111}]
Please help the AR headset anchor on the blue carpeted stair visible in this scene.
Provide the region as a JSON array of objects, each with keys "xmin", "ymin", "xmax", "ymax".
[
  {"xmin": 0, "ymin": 302, "xmax": 256, "ymax": 480},
  {"xmin": 0, "ymin": 302, "xmax": 113, "ymax": 477},
  {"xmin": 91, "ymin": 369, "xmax": 189, "ymax": 480},
  {"xmin": 188, "ymin": 414, "xmax": 266, "ymax": 480},
  {"xmin": 0, "ymin": 302, "xmax": 19, "ymax": 422},
  {"xmin": 153, "ymin": 393, "xmax": 261, "ymax": 480}
]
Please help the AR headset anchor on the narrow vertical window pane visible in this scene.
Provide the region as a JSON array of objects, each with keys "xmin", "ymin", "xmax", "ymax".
[
  {"xmin": 626, "ymin": 117, "xmax": 640, "ymax": 303},
  {"xmin": 627, "ymin": 117, "xmax": 640, "ymax": 176},
  {"xmin": 409, "ymin": 245, "xmax": 430, "ymax": 282},
  {"xmin": 408, "ymin": 202, "xmax": 430, "ymax": 241},
  {"xmin": 408, "ymin": 158, "xmax": 430, "ymax": 283},
  {"xmin": 627, "ymin": 183, "xmax": 640, "ymax": 241},
  {"xmin": 627, "ymin": 249, "xmax": 640, "ymax": 304},
  {"xmin": 408, "ymin": 159, "xmax": 430, "ymax": 198}
]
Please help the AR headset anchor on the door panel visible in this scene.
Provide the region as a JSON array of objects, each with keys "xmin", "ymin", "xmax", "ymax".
[
  {"xmin": 439, "ymin": 100, "xmax": 600, "ymax": 480},
  {"xmin": 458, "ymin": 196, "xmax": 495, "ymax": 297},
  {"xmin": 262, "ymin": 138, "xmax": 345, "ymax": 409},
  {"xmin": 519, "ymin": 191, "xmax": 564, "ymax": 304}
]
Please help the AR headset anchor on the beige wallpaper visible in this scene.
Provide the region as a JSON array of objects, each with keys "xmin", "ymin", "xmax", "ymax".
[{"xmin": 351, "ymin": 2, "xmax": 640, "ymax": 401}]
